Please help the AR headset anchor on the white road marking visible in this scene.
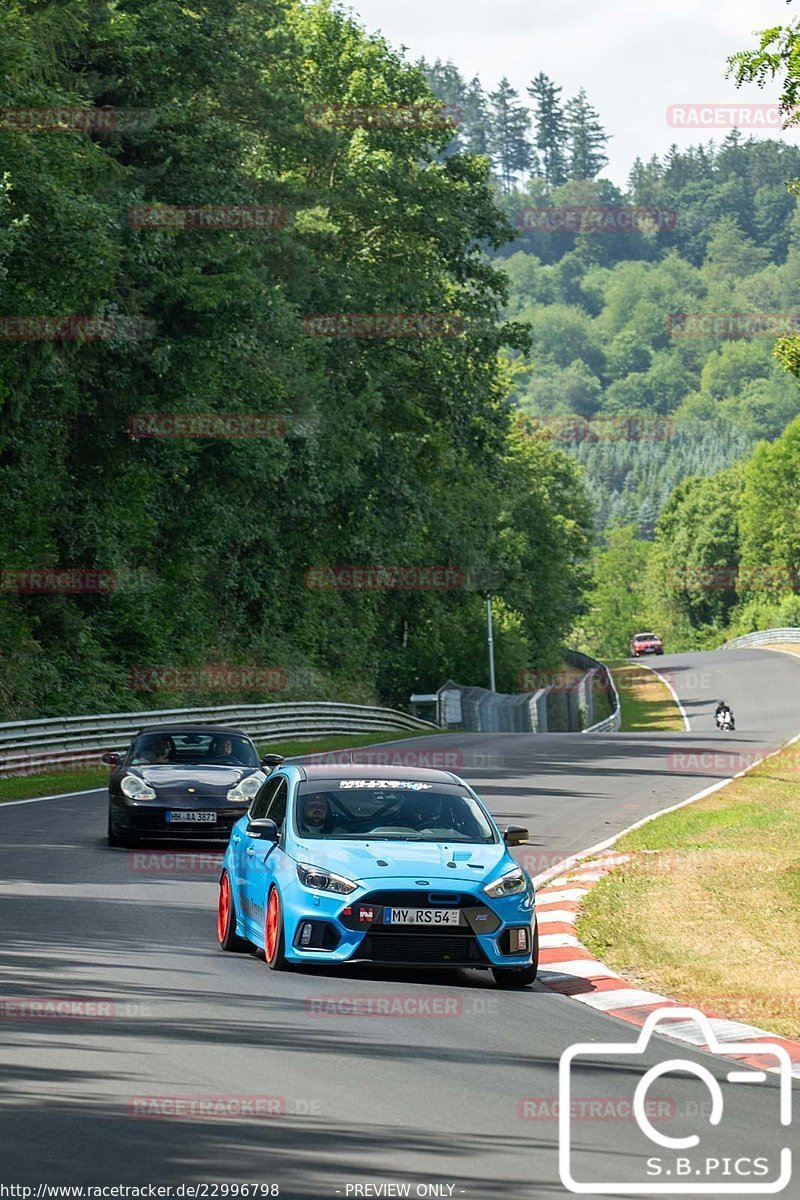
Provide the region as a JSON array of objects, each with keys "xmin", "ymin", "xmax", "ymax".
[{"xmin": 0, "ymin": 787, "xmax": 106, "ymax": 808}]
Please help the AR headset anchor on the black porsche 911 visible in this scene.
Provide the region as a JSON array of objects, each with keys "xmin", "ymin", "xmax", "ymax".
[{"xmin": 105, "ymin": 724, "xmax": 283, "ymax": 847}]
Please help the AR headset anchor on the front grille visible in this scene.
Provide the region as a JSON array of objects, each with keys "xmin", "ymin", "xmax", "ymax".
[
  {"xmin": 340, "ymin": 890, "xmax": 500, "ymax": 935},
  {"xmin": 356, "ymin": 933, "xmax": 486, "ymax": 965}
]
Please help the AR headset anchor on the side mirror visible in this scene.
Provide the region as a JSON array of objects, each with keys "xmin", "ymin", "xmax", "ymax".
[
  {"xmin": 102, "ymin": 751, "xmax": 122, "ymax": 767},
  {"xmin": 260, "ymin": 753, "xmax": 285, "ymax": 770},
  {"xmin": 503, "ymin": 825, "xmax": 529, "ymax": 847},
  {"xmin": 247, "ymin": 818, "xmax": 279, "ymax": 842}
]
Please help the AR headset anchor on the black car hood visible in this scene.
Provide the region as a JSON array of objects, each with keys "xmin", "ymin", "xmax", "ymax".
[{"xmin": 126, "ymin": 764, "xmax": 259, "ymax": 800}]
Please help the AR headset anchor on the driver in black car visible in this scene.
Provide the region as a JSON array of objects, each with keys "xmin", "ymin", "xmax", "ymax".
[{"xmin": 212, "ymin": 736, "xmax": 242, "ymax": 764}]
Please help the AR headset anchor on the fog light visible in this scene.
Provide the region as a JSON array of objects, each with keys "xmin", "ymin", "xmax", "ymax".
[
  {"xmin": 300, "ymin": 922, "xmax": 313, "ymax": 947},
  {"xmin": 510, "ymin": 926, "xmax": 529, "ymax": 953}
]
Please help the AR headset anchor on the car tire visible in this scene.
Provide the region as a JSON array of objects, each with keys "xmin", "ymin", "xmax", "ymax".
[
  {"xmin": 264, "ymin": 886, "xmax": 289, "ymax": 971},
  {"xmin": 492, "ymin": 920, "xmax": 539, "ymax": 988},
  {"xmin": 217, "ymin": 870, "xmax": 249, "ymax": 952}
]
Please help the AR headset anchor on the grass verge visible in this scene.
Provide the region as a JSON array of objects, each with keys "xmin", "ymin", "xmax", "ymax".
[
  {"xmin": 608, "ymin": 660, "xmax": 684, "ymax": 732},
  {"xmin": 0, "ymin": 728, "xmax": 437, "ymax": 804},
  {"xmin": 761, "ymin": 643, "xmax": 800, "ymax": 657},
  {"xmin": 577, "ymin": 742, "xmax": 800, "ymax": 1039}
]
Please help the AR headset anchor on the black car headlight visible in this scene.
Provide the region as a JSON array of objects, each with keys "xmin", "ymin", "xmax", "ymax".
[
  {"xmin": 483, "ymin": 867, "xmax": 528, "ymax": 898},
  {"xmin": 297, "ymin": 863, "xmax": 357, "ymax": 895},
  {"xmin": 120, "ymin": 774, "xmax": 156, "ymax": 801},
  {"xmin": 226, "ymin": 772, "xmax": 265, "ymax": 803}
]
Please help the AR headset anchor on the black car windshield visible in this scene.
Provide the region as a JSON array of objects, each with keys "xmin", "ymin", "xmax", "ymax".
[
  {"xmin": 129, "ymin": 732, "xmax": 258, "ymax": 767},
  {"xmin": 293, "ymin": 781, "xmax": 497, "ymax": 842},
  {"xmin": 635, "ymin": 634, "xmax": 657, "ymax": 640}
]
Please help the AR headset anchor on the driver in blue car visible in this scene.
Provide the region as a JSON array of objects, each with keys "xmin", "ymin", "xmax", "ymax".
[{"xmin": 299, "ymin": 793, "xmax": 337, "ymax": 836}]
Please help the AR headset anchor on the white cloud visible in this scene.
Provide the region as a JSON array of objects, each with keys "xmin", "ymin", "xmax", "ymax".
[{"xmin": 347, "ymin": 0, "xmax": 799, "ymax": 184}]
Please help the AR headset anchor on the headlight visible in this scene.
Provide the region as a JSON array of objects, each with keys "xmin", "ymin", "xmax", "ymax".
[
  {"xmin": 483, "ymin": 867, "xmax": 528, "ymax": 898},
  {"xmin": 297, "ymin": 862, "xmax": 357, "ymax": 895},
  {"xmin": 120, "ymin": 774, "xmax": 156, "ymax": 801},
  {"xmin": 226, "ymin": 772, "xmax": 266, "ymax": 803}
]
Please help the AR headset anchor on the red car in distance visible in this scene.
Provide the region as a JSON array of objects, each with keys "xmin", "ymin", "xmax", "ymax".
[{"xmin": 630, "ymin": 631, "xmax": 664, "ymax": 657}]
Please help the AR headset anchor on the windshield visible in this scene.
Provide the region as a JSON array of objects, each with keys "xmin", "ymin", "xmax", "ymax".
[
  {"xmin": 635, "ymin": 633, "xmax": 656, "ymax": 641},
  {"xmin": 129, "ymin": 731, "xmax": 258, "ymax": 767},
  {"xmin": 293, "ymin": 781, "xmax": 497, "ymax": 843}
]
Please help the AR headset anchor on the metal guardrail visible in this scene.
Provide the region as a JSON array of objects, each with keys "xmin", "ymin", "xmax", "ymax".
[
  {"xmin": 584, "ymin": 666, "xmax": 622, "ymax": 734},
  {"xmin": 436, "ymin": 653, "xmax": 621, "ymax": 735},
  {"xmin": 0, "ymin": 702, "xmax": 439, "ymax": 777},
  {"xmin": 722, "ymin": 628, "xmax": 800, "ymax": 649}
]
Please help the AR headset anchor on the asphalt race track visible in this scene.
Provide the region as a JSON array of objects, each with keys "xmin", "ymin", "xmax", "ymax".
[{"xmin": 1, "ymin": 648, "xmax": 799, "ymax": 1198}]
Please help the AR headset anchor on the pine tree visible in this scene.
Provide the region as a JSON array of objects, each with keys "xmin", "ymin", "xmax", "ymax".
[
  {"xmin": 419, "ymin": 57, "xmax": 467, "ymax": 155},
  {"xmin": 462, "ymin": 75, "xmax": 491, "ymax": 156},
  {"xmin": 528, "ymin": 72, "xmax": 568, "ymax": 185},
  {"xmin": 565, "ymin": 87, "xmax": 610, "ymax": 180},
  {"xmin": 488, "ymin": 77, "xmax": 535, "ymax": 192}
]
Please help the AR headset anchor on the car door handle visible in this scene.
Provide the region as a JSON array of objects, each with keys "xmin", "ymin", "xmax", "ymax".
[
  {"xmin": 246, "ymin": 847, "xmax": 255, "ymax": 857},
  {"xmin": 232, "ymin": 834, "xmax": 240, "ymax": 844}
]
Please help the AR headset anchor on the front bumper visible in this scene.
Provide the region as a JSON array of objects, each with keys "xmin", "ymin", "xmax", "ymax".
[
  {"xmin": 110, "ymin": 797, "xmax": 248, "ymax": 841},
  {"xmin": 275, "ymin": 878, "xmax": 536, "ymax": 969}
]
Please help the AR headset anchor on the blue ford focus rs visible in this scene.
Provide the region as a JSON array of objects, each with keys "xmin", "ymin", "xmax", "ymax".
[{"xmin": 217, "ymin": 763, "xmax": 539, "ymax": 987}]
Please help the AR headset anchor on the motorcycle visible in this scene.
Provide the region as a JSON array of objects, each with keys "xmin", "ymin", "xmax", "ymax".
[{"xmin": 716, "ymin": 708, "xmax": 735, "ymax": 732}]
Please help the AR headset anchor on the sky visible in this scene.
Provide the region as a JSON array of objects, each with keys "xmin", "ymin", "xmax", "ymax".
[{"xmin": 347, "ymin": 0, "xmax": 799, "ymax": 186}]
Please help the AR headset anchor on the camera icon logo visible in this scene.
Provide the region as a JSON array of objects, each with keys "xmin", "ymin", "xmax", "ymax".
[{"xmin": 559, "ymin": 1007, "xmax": 793, "ymax": 1194}]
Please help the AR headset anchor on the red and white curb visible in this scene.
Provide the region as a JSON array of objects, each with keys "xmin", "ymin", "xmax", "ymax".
[{"xmin": 536, "ymin": 850, "xmax": 800, "ymax": 1078}]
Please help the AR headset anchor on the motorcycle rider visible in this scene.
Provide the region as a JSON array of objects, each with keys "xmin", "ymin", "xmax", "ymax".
[{"xmin": 715, "ymin": 699, "xmax": 735, "ymax": 730}]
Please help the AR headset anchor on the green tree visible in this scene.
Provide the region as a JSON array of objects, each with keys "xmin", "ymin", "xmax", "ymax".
[
  {"xmin": 581, "ymin": 526, "xmax": 651, "ymax": 658},
  {"xmin": 488, "ymin": 78, "xmax": 534, "ymax": 192},
  {"xmin": 565, "ymin": 87, "xmax": 610, "ymax": 180},
  {"xmin": 528, "ymin": 72, "xmax": 568, "ymax": 185}
]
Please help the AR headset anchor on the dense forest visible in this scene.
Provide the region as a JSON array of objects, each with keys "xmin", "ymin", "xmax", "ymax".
[
  {"xmin": 2, "ymin": 0, "xmax": 800, "ymax": 719},
  {"xmin": 0, "ymin": 0, "xmax": 593, "ymax": 718},
  {"xmin": 576, "ymin": 11, "xmax": 800, "ymax": 656},
  {"xmin": 422, "ymin": 60, "xmax": 800, "ymax": 539}
]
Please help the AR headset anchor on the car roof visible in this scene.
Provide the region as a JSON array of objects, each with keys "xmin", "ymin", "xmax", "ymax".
[
  {"xmin": 133, "ymin": 723, "xmax": 250, "ymax": 738},
  {"xmin": 633, "ymin": 632, "xmax": 657, "ymax": 638},
  {"xmin": 296, "ymin": 763, "xmax": 459, "ymax": 785}
]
